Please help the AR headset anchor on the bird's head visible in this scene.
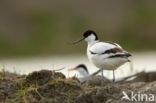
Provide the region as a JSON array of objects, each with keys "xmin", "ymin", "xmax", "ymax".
[
  {"xmin": 83, "ymin": 30, "xmax": 98, "ymax": 42},
  {"xmin": 68, "ymin": 64, "xmax": 89, "ymax": 76},
  {"xmin": 72, "ymin": 30, "xmax": 98, "ymax": 44}
]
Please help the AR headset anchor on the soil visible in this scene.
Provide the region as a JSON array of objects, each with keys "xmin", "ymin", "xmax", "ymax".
[{"xmin": 1, "ymin": 70, "xmax": 156, "ymax": 103}]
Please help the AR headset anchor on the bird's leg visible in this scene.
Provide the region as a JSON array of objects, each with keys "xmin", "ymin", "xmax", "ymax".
[
  {"xmin": 101, "ymin": 69, "xmax": 104, "ymax": 86},
  {"xmin": 112, "ymin": 70, "xmax": 115, "ymax": 83}
]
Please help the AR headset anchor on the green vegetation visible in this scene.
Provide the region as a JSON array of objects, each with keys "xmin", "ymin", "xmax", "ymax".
[{"xmin": 0, "ymin": 1, "xmax": 156, "ymax": 57}]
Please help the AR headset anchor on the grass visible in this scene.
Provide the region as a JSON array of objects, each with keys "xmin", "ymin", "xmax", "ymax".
[
  {"xmin": 14, "ymin": 84, "xmax": 45, "ymax": 103},
  {"xmin": 1, "ymin": 68, "xmax": 156, "ymax": 102}
]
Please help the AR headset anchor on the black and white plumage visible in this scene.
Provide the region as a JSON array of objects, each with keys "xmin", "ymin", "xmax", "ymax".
[
  {"xmin": 68, "ymin": 64, "xmax": 110, "ymax": 84},
  {"xmin": 68, "ymin": 64, "xmax": 90, "ymax": 83},
  {"xmin": 73, "ymin": 30, "xmax": 132, "ymax": 83}
]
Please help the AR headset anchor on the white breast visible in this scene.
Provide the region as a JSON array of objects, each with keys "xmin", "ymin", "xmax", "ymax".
[{"xmin": 87, "ymin": 42, "xmax": 127, "ymax": 70}]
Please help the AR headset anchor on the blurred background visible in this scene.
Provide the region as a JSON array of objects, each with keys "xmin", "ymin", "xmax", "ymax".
[{"xmin": 0, "ymin": 0, "xmax": 156, "ymax": 78}]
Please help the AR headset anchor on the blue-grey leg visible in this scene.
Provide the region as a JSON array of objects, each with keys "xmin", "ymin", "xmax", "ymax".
[
  {"xmin": 101, "ymin": 69, "xmax": 104, "ymax": 86},
  {"xmin": 113, "ymin": 70, "xmax": 115, "ymax": 83}
]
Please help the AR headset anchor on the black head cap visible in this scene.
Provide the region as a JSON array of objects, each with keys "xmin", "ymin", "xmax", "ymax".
[
  {"xmin": 76, "ymin": 64, "xmax": 89, "ymax": 74},
  {"xmin": 83, "ymin": 30, "xmax": 98, "ymax": 40}
]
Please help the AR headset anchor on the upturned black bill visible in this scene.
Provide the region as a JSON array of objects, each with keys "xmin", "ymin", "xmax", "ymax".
[{"xmin": 71, "ymin": 38, "xmax": 84, "ymax": 45}]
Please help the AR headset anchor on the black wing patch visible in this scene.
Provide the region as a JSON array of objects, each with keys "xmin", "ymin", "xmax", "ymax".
[
  {"xmin": 108, "ymin": 53, "xmax": 131, "ymax": 58},
  {"xmin": 103, "ymin": 48, "xmax": 123, "ymax": 54},
  {"xmin": 90, "ymin": 51, "xmax": 97, "ymax": 54},
  {"xmin": 90, "ymin": 48, "xmax": 124, "ymax": 55}
]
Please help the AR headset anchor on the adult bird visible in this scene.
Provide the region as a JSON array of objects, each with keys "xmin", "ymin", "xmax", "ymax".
[{"xmin": 73, "ymin": 30, "xmax": 132, "ymax": 84}]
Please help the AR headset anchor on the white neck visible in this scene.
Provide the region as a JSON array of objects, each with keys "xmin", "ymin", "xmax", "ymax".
[
  {"xmin": 79, "ymin": 72, "xmax": 90, "ymax": 77},
  {"xmin": 87, "ymin": 40, "xmax": 99, "ymax": 47},
  {"xmin": 78, "ymin": 71, "xmax": 91, "ymax": 83}
]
